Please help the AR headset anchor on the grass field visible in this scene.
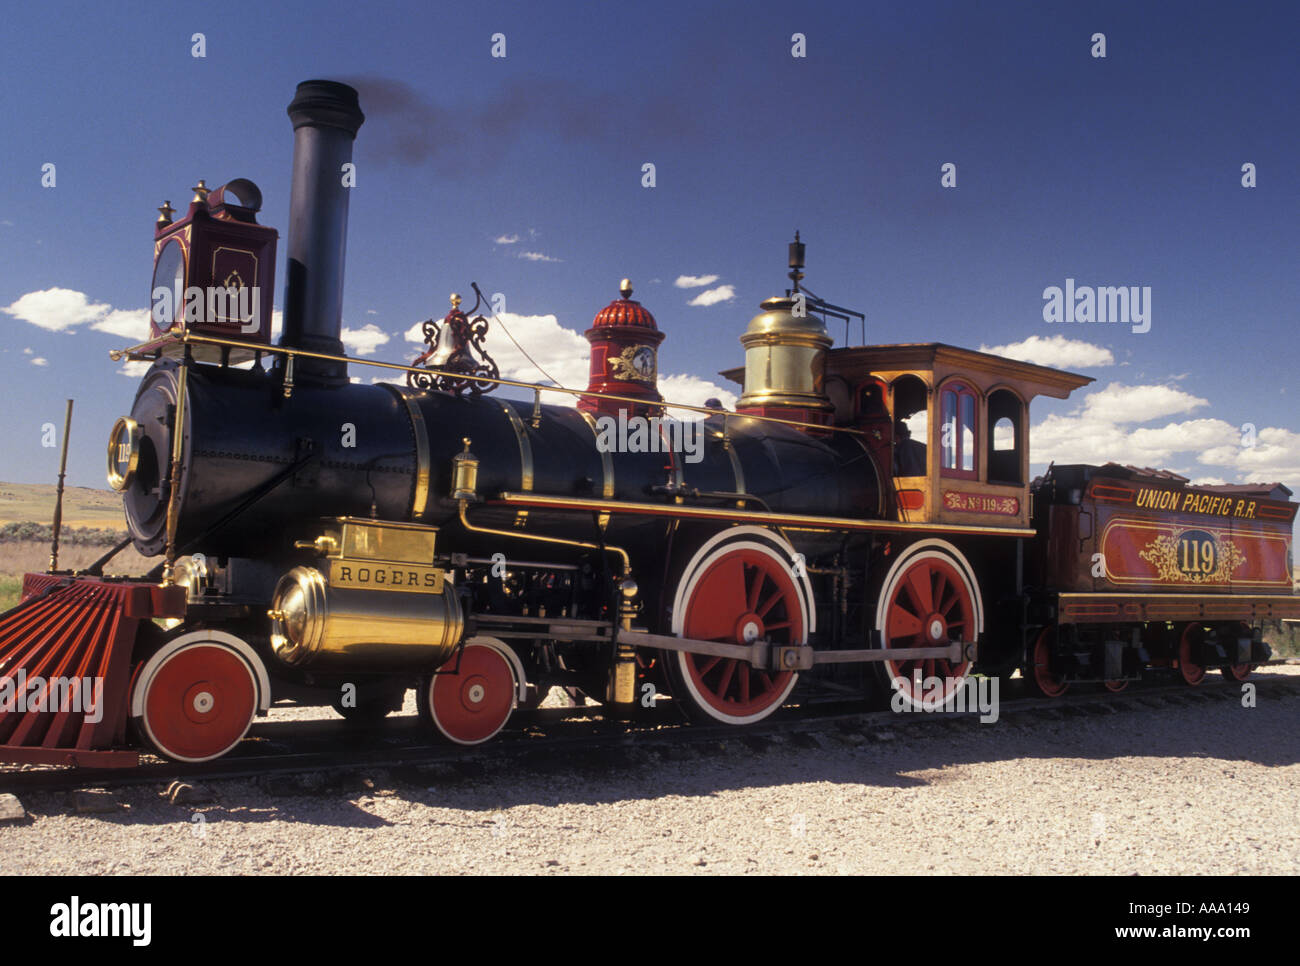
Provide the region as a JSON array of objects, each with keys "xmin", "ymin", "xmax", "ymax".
[{"xmin": 0, "ymin": 481, "xmax": 126, "ymax": 529}]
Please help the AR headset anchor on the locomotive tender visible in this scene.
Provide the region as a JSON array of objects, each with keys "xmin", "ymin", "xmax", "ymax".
[{"xmin": 1, "ymin": 80, "xmax": 1296, "ymax": 766}]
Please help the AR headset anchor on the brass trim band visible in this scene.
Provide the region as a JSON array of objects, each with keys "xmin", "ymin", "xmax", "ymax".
[
  {"xmin": 497, "ymin": 399, "xmax": 534, "ymax": 492},
  {"xmin": 578, "ymin": 410, "xmax": 615, "ymax": 498},
  {"xmin": 383, "ymin": 385, "xmax": 431, "ymax": 520},
  {"xmin": 724, "ymin": 433, "xmax": 746, "ymax": 501}
]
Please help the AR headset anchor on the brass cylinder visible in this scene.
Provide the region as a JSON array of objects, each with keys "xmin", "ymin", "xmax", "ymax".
[{"xmin": 269, "ymin": 566, "xmax": 464, "ymax": 669}]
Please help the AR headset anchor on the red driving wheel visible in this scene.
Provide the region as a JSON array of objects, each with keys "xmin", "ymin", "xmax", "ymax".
[
  {"xmin": 879, "ymin": 551, "xmax": 975, "ymax": 706},
  {"xmin": 671, "ymin": 536, "xmax": 804, "ymax": 725}
]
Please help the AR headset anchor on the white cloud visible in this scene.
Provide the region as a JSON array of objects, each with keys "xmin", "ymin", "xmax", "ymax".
[
  {"xmin": 117, "ymin": 360, "xmax": 152, "ymax": 378},
  {"xmin": 3, "ymin": 288, "xmax": 110, "ymax": 331},
  {"xmin": 1031, "ymin": 412, "xmax": 1224, "ymax": 468},
  {"xmin": 486, "ymin": 312, "xmax": 590, "ymax": 389},
  {"xmin": 1081, "ymin": 382, "xmax": 1207, "ymax": 424},
  {"xmin": 1128, "ymin": 418, "xmax": 1239, "ymax": 454},
  {"xmin": 22, "ymin": 347, "xmax": 32, "ymax": 355},
  {"xmin": 341, "ymin": 323, "xmax": 390, "ymax": 356},
  {"xmin": 92, "ymin": 308, "xmax": 151, "ymax": 341},
  {"xmin": 675, "ymin": 274, "xmax": 720, "ymax": 289},
  {"xmin": 1028, "ymin": 382, "xmax": 1300, "ymax": 494},
  {"xmin": 687, "ymin": 284, "xmax": 736, "ymax": 307},
  {"xmin": 518, "ymin": 250, "xmax": 562, "ymax": 263},
  {"xmin": 495, "ymin": 234, "xmax": 520, "ymax": 245},
  {"xmin": 1201, "ymin": 427, "xmax": 1300, "ymax": 481},
  {"xmin": 30, "ymin": 356, "xmax": 48, "ymax": 367},
  {"xmin": 659, "ymin": 374, "xmax": 738, "ymax": 419},
  {"xmin": 979, "ymin": 334, "xmax": 1114, "ymax": 369}
]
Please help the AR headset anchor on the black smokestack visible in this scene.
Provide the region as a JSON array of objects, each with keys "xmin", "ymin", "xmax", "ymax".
[{"xmin": 281, "ymin": 80, "xmax": 365, "ymax": 381}]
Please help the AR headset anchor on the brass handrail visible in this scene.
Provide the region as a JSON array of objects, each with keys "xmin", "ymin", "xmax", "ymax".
[{"xmin": 109, "ymin": 330, "xmax": 865, "ymax": 437}]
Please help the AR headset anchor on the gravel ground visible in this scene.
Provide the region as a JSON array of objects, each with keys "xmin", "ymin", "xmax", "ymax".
[{"xmin": 1, "ymin": 668, "xmax": 1297, "ymax": 875}]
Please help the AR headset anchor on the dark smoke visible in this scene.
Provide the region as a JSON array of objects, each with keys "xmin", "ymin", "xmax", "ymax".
[{"xmin": 342, "ymin": 76, "xmax": 698, "ymax": 173}]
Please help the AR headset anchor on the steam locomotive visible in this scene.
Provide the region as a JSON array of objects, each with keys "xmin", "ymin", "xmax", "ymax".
[{"xmin": 1, "ymin": 80, "xmax": 1295, "ymax": 767}]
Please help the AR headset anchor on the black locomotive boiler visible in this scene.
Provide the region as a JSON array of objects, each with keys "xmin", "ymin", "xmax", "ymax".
[{"xmin": 0, "ymin": 80, "xmax": 1293, "ymax": 766}]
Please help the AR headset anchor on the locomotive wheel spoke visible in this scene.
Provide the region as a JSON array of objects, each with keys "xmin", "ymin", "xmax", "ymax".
[
  {"xmin": 715, "ymin": 659, "xmax": 737, "ymax": 697},
  {"xmin": 888, "ymin": 607, "xmax": 925, "ymax": 641},
  {"xmin": 746, "ymin": 568, "xmax": 766, "ymax": 614},
  {"xmin": 756, "ymin": 589, "xmax": 783, "ymax": 619},
  {"xmin": 905, "ymin": 568, "xmax": 934, "ymax": 615}
]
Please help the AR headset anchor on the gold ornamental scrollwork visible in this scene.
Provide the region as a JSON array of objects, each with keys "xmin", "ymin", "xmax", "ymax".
[
  {"xmin": 608, "ymin": 345, "xmax": 657, "ymax": 383},
  {"xmin": 1138, "ymin": 532, "xmax": 1245, "ymax": 584}
]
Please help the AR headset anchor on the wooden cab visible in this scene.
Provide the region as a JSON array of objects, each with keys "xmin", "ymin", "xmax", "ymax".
[{"xmin": 820, "ymin": 343, "xmax": 1093, "ymax": 528}]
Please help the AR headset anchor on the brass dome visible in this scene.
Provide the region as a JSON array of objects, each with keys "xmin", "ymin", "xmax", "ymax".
[
  {"xmin": 736, "ymin": 295, "xmax": 833, "ymax": 413},
  {"xmin": 741, "ymin": 296, "xmax": 832, "ymax": 346}
]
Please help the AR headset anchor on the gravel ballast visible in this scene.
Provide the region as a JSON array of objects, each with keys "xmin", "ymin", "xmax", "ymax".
[{"xmin": 1, "ymin": 670, "xmax": 1296, "ymax": 875}]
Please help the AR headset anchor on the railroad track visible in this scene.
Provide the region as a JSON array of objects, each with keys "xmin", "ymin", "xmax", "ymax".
[{"xmin": 3, "ymin": 669, "xmax": 1297, "ymax": 795}]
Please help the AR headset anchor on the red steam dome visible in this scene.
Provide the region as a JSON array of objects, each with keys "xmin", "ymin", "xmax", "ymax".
[{"xmin": 579, "ymin": 279, "xmax": 665, "ymax": 416}]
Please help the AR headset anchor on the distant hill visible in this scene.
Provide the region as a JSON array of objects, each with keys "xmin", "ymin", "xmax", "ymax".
[{"xmin": 0, "ymin": 482, "xmax": 125, "ymax": 529}]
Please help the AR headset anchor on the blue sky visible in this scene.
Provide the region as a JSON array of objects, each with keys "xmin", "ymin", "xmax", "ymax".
[{"xmin": 2, "ymin": 0, "xmax": 1299, "ymax": 498}]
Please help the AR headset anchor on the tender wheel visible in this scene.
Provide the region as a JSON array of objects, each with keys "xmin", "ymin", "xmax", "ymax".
[
  {"xmin": 1221, "ymin": 663, "xmax": 1252, "ymax": 683},
  {"xmin": 420, "ymin": 638, "xmax": 521, "ymax": 745},
  {"xmin": 667, "ymin": 528, "xmax": 810, "ymax": 725},
  {"xmin": 1221, "ymin": 622, "xmax": 1254, "ymax": 682},
  {"xmin": 875, "ymin": 541, "xmax": 978, "ymax": 707},
  {"xmin": 1178, "ymin": 623, "xmax": 1206, "ymax": 686},
  {"xmin": 1103, "ymin": 679, "xmax": 1128, "ymax": 693},
  {"xmin": 1025, "ymin": 626, "xmax": 1069, "ymax": 698},
  {"xmin": 130, "ymin": 631, "xmax": 266, "ymax": 763}
]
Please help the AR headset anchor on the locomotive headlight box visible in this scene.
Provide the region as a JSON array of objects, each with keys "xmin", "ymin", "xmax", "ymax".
[{"xmin": 149, "ymin": 178, "xmax": 277, "ymax": 346}]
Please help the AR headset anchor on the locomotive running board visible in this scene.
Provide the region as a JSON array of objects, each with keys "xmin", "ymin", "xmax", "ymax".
[
  {"xmin": 618, "ymin": 630, "xmax": 975, "ymax": 671},
  {"xmin": 493, "ymin": 492, "xmax": 1036, "ymax": 538}
]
